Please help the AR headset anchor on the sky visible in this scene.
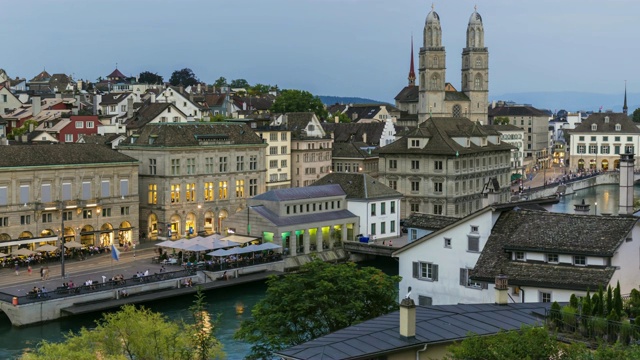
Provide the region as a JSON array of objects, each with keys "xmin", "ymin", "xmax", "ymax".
[{"xmin": 0, "ymin": 0, "xmax": 638, "ymax": 105}]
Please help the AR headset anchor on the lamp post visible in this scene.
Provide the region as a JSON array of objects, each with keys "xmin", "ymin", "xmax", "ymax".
[
  {"xmin": 58, "ymin": 202, "xmax": 66, "ymax": 279},
  {"xmin": 594, "ymin": 201, "xmax": 598, "ymax": 215}
]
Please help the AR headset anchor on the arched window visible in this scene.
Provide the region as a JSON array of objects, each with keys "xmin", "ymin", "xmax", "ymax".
[
  {"xmin": 469, "ymin": 29, "xmax": 475, "ymax": 47},
  {"xmin": 474, "ymin": 75, "xmax": 482, "ymax": 90},
  {"xmin": 452, "ymin": 105, "xmax": 462, "ymax": 118},
  {"xmin": 427, "ymin": 29, "xmax": 432, "ymax": 46},
  {"xmin": 463, "ymin": 74, "xmax": 468, "ymax": 87},
  {"xmin": 464, "ymin": 57, "xmax": 469, "ymax": 67},
  {"xmin": 475, "ymin": 57, "xmax": 482, "ymax": 67},
  {"xmin": 430, "ymin": 75, "xmax": 439, "ymax": 90},
  {"xmin": 433, "ymin": 56, "xmax": 439, "ymax": 67}
]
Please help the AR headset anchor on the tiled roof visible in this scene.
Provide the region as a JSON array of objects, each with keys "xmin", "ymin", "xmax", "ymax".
[
  {"xmin": 394, "ymin": 86, "xmax": 419, "ymax": 102},
  {"xmin": 444, "ymin": 91, "xmax": 470, "ymax": 101},
  {"xmin": 276, "ymin": 302, "xmax": 551, "ymax": 360},
  {"xmin": 482, "ymin": 124, "xmax": 524, "ymax": 132},
  {"xmin": 124, "ymin": 103, "xmax": 176, "ymax": 129},
  {"xmin": 403, "ymin": 213, "xmax": 459, "ymax": 231},
  {"xmin": 327, "ymin": 103, "xmax": 348, "ymax": 115},
  {"xmin": 282, "ymin": 112, "xmax": 320, "ymax": 138},
  {"xmin": 570, "ymin": 112, "xmax": 640, "ymax": 134},
  {"xmin": 377, "ymin": 117, "xmax": 513, "ymax": 156},
  {"xmin": 253, "ymin": 184, "xmax": 345, "ymax": 201},
  {"xmin": 29, "ymin": 70, "xmax": 51, "ymax": 82},
  {"xmin": 344, "ymin": 106, "xmax": 381, "ymax": 121},
  {"xmin": 472, "ymin": 209, "xmax": 637, "ymax": 290},
  {"xmin": 122, "ymin": 122, "xmax": 264, "ymax": 147},
  {"xmin": 235, "ymin": 94, "xmax": 275, "ymax": 111},
  {"xmin": 0, "ymin": 143, "xmax": 137, "ymax": 167},
  {"xmin": 107, "ymin": 68, "xmax": 126, "ymax": 79},
  {"xmin": 204, "ymin": 93, "xmax": 226, "ymax": 107},
  {"xmin": 100, "ymin": 93, "xmax": 132, "ymax": 105},
  {"xmin": 488, "ymin": 105, "xmax": 549, "ymax": 117},
  {"xmin": 251, "ymin": 206, "xmax": 357, "ymax": 227},
  {"xmin": 321, "ymin": 122, "xmax": 385, "ymax": 146},
  {"xmin": 330, "ymin": 142, "xmax": 374, "ymax": 159},
  {"xmin": 79, "ymin": 133, "xmax": 122, "ymax": 145},
  {"xmin": 312, "ymin": 173, "xmax": 402, "ymax": 200}
]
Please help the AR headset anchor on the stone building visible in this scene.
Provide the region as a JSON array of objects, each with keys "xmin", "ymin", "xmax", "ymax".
[
  {"xmin": 376, "ymin": 117, "xmax": 513, "ymax": 219},
  {"xmin": 0, "ymin": 143, "xmax": 139, "ymax": 253},
  {"xmin": 118, "ymin": 123, "xmax": 267, "ymax": 239}
]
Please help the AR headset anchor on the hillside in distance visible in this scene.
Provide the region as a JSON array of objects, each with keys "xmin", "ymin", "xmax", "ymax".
[
  {"xmin": 492, "ymin": 91, "xmax": 638, "ymax": 113},
  {"xmin": 319, "ymin": 95, "xmax": 384, "ymax": 106}
]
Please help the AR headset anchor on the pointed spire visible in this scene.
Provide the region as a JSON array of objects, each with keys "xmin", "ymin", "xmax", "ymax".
[
  {"xmin": 623, "ymin": 80, "xmax": 628, "ymax": 115},
  {"xmin": 408, "ymin": 36, "xmax": 416, "ymax": 86}
]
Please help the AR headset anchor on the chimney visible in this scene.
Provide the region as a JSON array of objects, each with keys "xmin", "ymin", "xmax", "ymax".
[
  {"xmin": 32, "ymin": 96, "xmax": 41, "ymax": 116},
  {"xmin": 73, "ymin": 95, "xmax": 81, "ymax": 115},
  {"xmin": 495, "ymin": 274, "xmax": 509, "ymax": 305},
  {"xmin": 482, "ymin": 177, "xmax": 501, "ymax": 208},
  {"xmin": 127, "ymin": 96, "xmax": 134, "ymax": 118},
  {"xmin": 399, "ymin": 298, "xmax": 416, "ymax": 339},
  {"xmin": 150, "ymin": 93, "xmax": 156, "ymax": 103},
  {"xmin": 189, "ymin": 92, "xmax": 194, "ymax": 103},
  {"xmin": 619, "ymin": 153, "xmax": 635, "ymax": 215},
  {"xmin": 197, "ymin": 83, "xmax": 202, "ymax": 93},
  {"xmin": 362, "ymin": 132, "xmax": 367, "ymax": 144},
  {"xmin": 334, "ymin": 116, "xmax": 339, "ymax": 124}
]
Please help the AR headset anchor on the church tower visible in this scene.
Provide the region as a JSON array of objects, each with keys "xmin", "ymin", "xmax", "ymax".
[
  {"xmin": 418, "ymin": 5, "xmax": 446, "ymax": 123},
  {"xmin": 623, "ymin": 81, "xmax": 628, "ymax": 115},
  {"xmin": 408, "ymin": 36, "xmax": 416, "ymax": 86},
  {"xmin": 461, "ymin": 7, "xmax": 489, "ymax": 124}
]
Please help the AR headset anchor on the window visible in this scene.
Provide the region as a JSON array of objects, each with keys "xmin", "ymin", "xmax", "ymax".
[
  {"xmin": 102, "ymin": 208, "xmax": 112, "ymax": 217},
  {"xmin": 82, "ymin": 210, "xmax": 92, "ymax": 219},
  {"xmin": 219, "ymin": 157, "xmax": 228, "ymax": 172},
  {"xmin": 381, "ymin": 202, "xmax": 386, "ymax": 215},
  {"xmin": 236, "ymin": 156, "xmax": 244, "ymax": 171},
  {"xmin": 186, "ymin": 158, "xmax": 196, "ymax": 174},
  {"xmin": 460, "ymin": 268, "xmax": 483, "ymax": 288},
  {"xmin": 21, "ymin": 215, "xmax": 31, "ymax": 224},
  {"xmin": 280, "ymin": 146, "xmax": 287, "ymax": 154},
  {"xmin": 249, "ymin": 179, "xmax": 258, "ymax": 196},
  {"xmin": 371, "ymin": 204, "xmax": 376, "ymax": 216},
  {"xmin": 444, "ymin": 238, "xmax": 452, "ymax": 248},
  {"xmin": 546, "ymin": 253, "xmax": 558, "ymax": 263},
  {"xmin": 625, "ymin": 145, "xmax": 634, "ymax": 154},
  {"xmin": 603, "ymin": 136, "xmax": 608, "ymax": 141},
  {"xmin": 468, "ymin": 236, "xmax": 480, "ymax": 252},
  {"xmin": 573, "ymin": 255, "xmax": 586, "ymax": 266},
  {"xmin": 120, "ymin": 179, "xmax": 129, "ymax": 197},
  {"xmin": 589, "ymin": 145, "xmax": 597, "ymax": 154},
  {"xmin": 418, "ymin": 295, "xmax": 432, "ymax": 306},
  {"xmin": 269, "ymin": 160, "xmax": 278, "ymax": 169},
  {"xmin": 389, "ymin": 160, "xmax": 397, "ymax": 169},
  {"xmin": 410, "ymin": 228, "xmax": 418, "ymax": 241},
  {"xmin": 149, "ymin": 159, "xmax": 157, "ymax": 175},
  {"xmin": 370, "ymin": 223, "xmax": 376, "ymax": 235},
  {"xmin": 218, "ymin": 181, "xmax": 228, "ymax": 199},
  {"xmin": 204, "ymin": 182, "xmax": 214, "ymax": 201},
  {"xmin": 269, "ymin": 146, "xmax": 277, "ymax": 155},
  {"xmin": 75, "ymin": 121, "xmax": 84, "ymax": 129},
  {"xmin": 171, "ymin": 159, "xmax": 180, "ymax": 175},
  {"xmin": 615, "ymin": 145, "xmax": 621, "ymax": 154},
  {"xmin": 381, "ymin": 222, "xmax": 386, "ymax": 234},
  {"xmin": 41, "ymin": 183, "xmax": 51, "ymax": 203},
  {"xmin": 204, "ymin": 157, "xmax": 214, "ymax": 173},
  {"xmin": 81, "ymin": 182, "xmax": 91, "ymax": 200},
  {"xmin": 540, "ymin": 291, "xmax": 552, "ymax": 303},
  {"xmin": 270, "ymin": 133, "xmax": 277, "ymax": 141},
  {"xmin": 515, "ymin": 251, "xmax": 525, "ymax": 261},
  {"xmin": 601, "ymin": 145, "xmax": 610, "ymax": 154},
  {"xmin": 250, "ymin": 156, "xmax": 258, "ymax": 170},
  {"xmin": 279, "ymin": 132, "xmax": 287, "ymax": 140},
  {"xmin": 470, "ymin": 225, "xmax": 479, "ymax": 233},
  {"xmin": 629, "ymin": 136, "xmax": 634, "ymax": 142},
  {"xmin": 390, "ymin": 220, "xmax": 396, "ymax": 233},
  {"xmin": 281, "ymin": 160, "xmax": 287, "ymax": 168},
  {"xmin": 86, "ymin": 121, "xmax": 94, "ymax": 128},
  {"xmin": 120, "ymin": 206, "xmax": 130, "ymax": 215},
  {"xmin": 41, "ymin": 213, "xmax": 52, "ymax": 223},
  {"xmin": 433, "ymin": 204, "xmax": 442, "ymax": 215},
  {"xmin": 413, "ymin": 261, "xmax": 439, "ymax": 281},
  {"xmin": 411, "ymin": 160, "xmax": 420, "ymax": 170},
  {"xmin": 434, "ymin": 160, "xmax": 443, "ymax": 170},
  {"xmin": 62, "ymin": 211, "xmax": 72, "ymax": 221},
  {"xmin": 171, "ymin": 184, "xmax": 180, "ymax": 203},
  {"xmin": 0, "ymin": 217, "xmax": 8, "ymax": 227},
  {"xmin": 411, "ymin": 181, "xmax": 420, "ymax": 192},
  {"xmin": 411, "ymin": 139, "xmax": 420, "ymax": 147},
  {"xmin": 19, "ymin": 184, "xmax": 30, "ymax": 204},
  {"xmin": 434, "ymin": 182, "xmax": 443, "ymax": 193},
  {"xmin": 65, "ymin": 134, "xmax": 73, "ymax": 142},
  {"xmin": 579, "ymin": 136, "xmax": 585, "ymax": 141},
  {"xmin": 389, "ymin": 180, "xmax": 397, "ymax": 190},
  {"xmin": 615, "ymin": 124, "xmax": 621, "ymax": 131},
  {"xmin": 235, "ymin": 180, "xmax": 244, "ymax": 198},
  {"xmin": 185, "ymin": 183, "xmax": 195, "ymax": 202},
  {"xmin": 148, "ymin": 184, "xmax": 157, "ymax": 204},
  {"xmin": 410, "ymin": 203, "xmax": 420, "ymax": 212},
  {"xmin": 615, "ymin": 136, "xmax": 621, "ymax": 141}
]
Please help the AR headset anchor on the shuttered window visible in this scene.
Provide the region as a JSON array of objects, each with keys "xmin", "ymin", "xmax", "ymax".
[
  {"xmin": 460, "ymin": 268, "xmax": 487, "ymax": 289},
  {"xmin": 468, "ymin": 236, "xmax": 480, "ymax": 252},
  {"xmin": 413, "ymin": 261, "xmax": 438, "ymax": 281}
]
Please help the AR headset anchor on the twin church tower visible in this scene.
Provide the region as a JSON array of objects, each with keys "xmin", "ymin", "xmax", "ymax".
[{"xmin": 397, "ymin": 6, "xmax": 489, "ymax": 124}]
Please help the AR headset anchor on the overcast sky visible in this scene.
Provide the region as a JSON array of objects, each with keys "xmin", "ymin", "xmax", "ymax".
[{"xmin": 0, "ymin": 0, "xmax": 637, "ymax": 103}]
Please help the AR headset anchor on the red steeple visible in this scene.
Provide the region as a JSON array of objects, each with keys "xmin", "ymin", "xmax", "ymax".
[{"xmin": 408, "ymin": 36, "xmax": 416, "ymax": 86}]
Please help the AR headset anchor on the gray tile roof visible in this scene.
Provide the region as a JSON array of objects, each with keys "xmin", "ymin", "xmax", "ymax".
[
  {"xmin": 252, "ymin": 184, "xmax": 345, "ymax": 202},
  {"xmin": 311, "ymin": 173, "xmax": 402, "ymax": 200},
  {"xmin": 403, "ymin": 213, "xmax": 459, "ymax": 231},
  {"xmin": 488, "ymin": 105, "xmax": 549, "ymax": 117},
  {"xmin": 251, "ymin": 206, "xmax": 357, "ymax": 227},
  {"xmin": 276, "ymin": 302, "xmax": 550, "ymax": 360},
  {"xmin": 377, "ymin": 117, "xmax": 514, "ymax": 156},
  {"xmin": 121, "ymin": 122, "xmax": 264, "ymax": 147},
  {"xmin": 330, "ymin": 142, "xmax": 374, "ymax": 159},
  {"xmin": 394, "ymin": 86, "xmax": 419, "ymax": 102},
  {"xmin": 321, "ymin": 122, "xmax": 386, "ymax": 146},
  {"xmin": 282, "ymin": 112, "xmax": 318, "ymax": 139},
  {"xmin": 0, "ymin": 143, "xmax": 137, "ymax": 167},
  {"xmin": 483, "ymin": 124, "xmax": 525, "ymax": 132},
  {"xmin": 100, "ymin": 92, "xmax": 131, "ymax": 105},
  {"xmin": 444, "ymin": 91, "xmax": 470, "ymax": 102},
  {"xmin": 124, "ymin": 102, "xmax": 180, "ymax": 129},
  {"xmin": 570, "ymin": 112, "xmax": 640, "ymax": 134},
  {"xmin": 472, "ymin": 209, "xmax": 637, "ymax": 291}
]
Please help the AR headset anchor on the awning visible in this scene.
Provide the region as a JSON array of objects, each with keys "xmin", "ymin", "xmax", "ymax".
[
  {"xmin": 511, "ymin": 173, "xmax": 523, "ymax": 181},
  {"xmin": 221, "ymin": 234, "xmax": 258, "ymax": 245},
  {"xmin": 0, "ymin": 236, "xmax": 58, "ymax": 248}
]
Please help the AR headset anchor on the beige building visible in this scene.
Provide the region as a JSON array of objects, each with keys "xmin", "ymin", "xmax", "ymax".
[
  {"xmin": 258, "ymin": 126, "xmax": 292, "ymax": 190},
  {"xmin": 482, "ymin": 124, "xmax": 525, "ymax": 175},
  {"xmin": 377, "ymin": 117, "xmax": 513, "ymax": 219},
  {"xmin": 0, "ymin": 85, "xmax": 22, "ymax": 115},
  {"xmin": 0, "ymin": 143, "xmax": 140, "ymax": 253},
  {"xmin": 280, "ymin": 113, "xmax": 333, "ymax": 187},
  {"xmin": 118, "ymin": 123, "xmax": 267, "ymax": 239}
]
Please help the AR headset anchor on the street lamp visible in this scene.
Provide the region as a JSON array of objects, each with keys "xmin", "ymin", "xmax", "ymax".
[{"xmin": 594, "ymin": 202, "xmax": 598, "ymax": 215}]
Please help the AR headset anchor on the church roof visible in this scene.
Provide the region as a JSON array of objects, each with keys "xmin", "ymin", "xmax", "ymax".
[
  {"xmin": 107, "ymin": 68, "xmax": 126, "ymax": 79},
  {"xmin": 426, "ymin": 9, "xmax": 440, "ymax": 24},
  {"xmin": 469, "ymin": 10, "xmax": 483, "ymax": 25},
  {"xmin": 394, "ymin": 86, "xmax": 419, "ymax": 102},
  {"xmin": 444, "ymin": 91, "xmax": 470, "ymax": 102}
]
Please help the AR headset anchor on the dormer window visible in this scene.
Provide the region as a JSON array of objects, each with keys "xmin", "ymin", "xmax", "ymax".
[
  {"xmin": 410, "ymin": 139, "xmax": 420, "ymax": 148},
  {"xmin": 615, "ymin": 124, "xmax": 621, "ymax": 131},
  {"xmin": 308, "ymin": 125, "xmax": 315, "ymax": 131},
  {"xmin": 604, "ymin": 116, "xmax": 610, "ymax": 123},
  {"xmin": 591, "ymin": 124, "xmax": 597, "ymax": 131}
]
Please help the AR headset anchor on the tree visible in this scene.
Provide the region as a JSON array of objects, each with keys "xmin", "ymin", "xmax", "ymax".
[
  {"xmin": 230, "ymin": 78, "xmax": 250, "ymax": 88},
  {"xmin": 187, "ymin": 287, "xmax": 223, "ymax": 360},
  {"xmin": 9, "ymin": 119, "xmax": 38, "ymax": 140},
  {"xmin": 248, "ymin": 83, "xmax": 271, "ymax": 96},
  {"xmin": 234, "ymin": 260, "xmax": 400, "ymax": 359},
  {"xmin": 493, "ymin": 116, "xmax": 510, "ymax": 125},
  {"xmin": 270, "ymin": 89, "xmax": 328, "ymax": 120},
  {"xmin": 209, "ymin": 114, "xmax": 226, "ymax": 122},
  {"xmin": 213, "ymin": 76, "xmax": 227, "ymax": 87},
  {"xmin": 169, "ymin": 68, "xmax": 199, "ymax": 87},
  {"xmin": 329, "ymin": 112, "xmax": 351, "ymax": 123},
  {"xmin": 632, "ymin": 108, "xmax": 640, "ymax": 123},
  {"xmin": 21, "ymin": 302, "xmax": 224, "ymax": 360},
  {"xmin": 138, "ymin": 71, "xmax": 164, "ymax": 84}
]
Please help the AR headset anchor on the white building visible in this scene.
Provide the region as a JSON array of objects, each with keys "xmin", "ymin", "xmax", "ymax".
[
  {"xmin": 155, "ymin": 86, "xmax": 208, "ymax": 121},
  {"xmin": 483, "ymin": 124, "xmax": 525, "ymax": 175}
]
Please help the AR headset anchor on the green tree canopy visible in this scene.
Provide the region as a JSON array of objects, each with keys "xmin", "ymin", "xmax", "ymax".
[
  {"xmin": 9, "ymin": 119, "xmax": 38, "ymax": 140},
  {"xmin": 271, "ymin": 89, "xmax": 328, "ymax": 119},
  {"xmin": 138, "ymin": 71, "xmax": 164, "ymax": 84},
  {"xmin": 230, "ymin": 78, "xmax": 250, "ymax": 88},
  {"xmin": 22, "ymin": 291, "xmax": 223, "ymax": 360},
  {"xmin": 632, "ymin": 108, "xmax": 640, "ymax": 123},
  {"xmin": 213, "ymin": 76, "xmax": 227, "ymax": 87},
  {"xmin": 169, "ymin": 68, "xmax": 199, "ymax": 87},
  {"xmin": 493, "ymin": 116, "xmax": 510, "ymax": 125},
  {"xmin": 235, "ymin": 260, "xmax": 400, "ymax": 359},
  {"xmin": 248, "ymin": 83, "xmax": 271, "ymax": 96},
  {"xmin": 329, "ymin": 112, "xmax": 351, "ymax": 123}
]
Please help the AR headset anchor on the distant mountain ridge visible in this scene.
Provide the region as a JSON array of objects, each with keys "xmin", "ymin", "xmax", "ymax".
[
  {"xmin": 319, "ymin": 95, "xmax": 384, "ymax": 106},
  {"xmin": 493, "ymin": 91, "xmax": 638, "ymax": 114}
]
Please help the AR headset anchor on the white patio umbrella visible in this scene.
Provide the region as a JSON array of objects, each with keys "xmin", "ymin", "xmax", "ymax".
[
  {"xmin": 35, "ymin": 244, "xmax": 59, "ymax": 252},
  {"xmin": 155, "ymin": 240, "xmax": 175, "ymax": 247},
  {"xmin": 64, "ymin": 241, "xmax": 83, "ymax": 249},
  {"xmin": 183, "ymin": 243, "xmax": 210, "ymax": 252},
  {"xmin": 207, "ymin": 249, "xmax": 229, "ymax": 257},
  {"xmin": 0, "ymin": 252, "xmax": 8, "ymax": 258},
  {"xmin": 14, "ymin": 248, "xmax": 36, "ymax": 256},
  {"xmin": 161, "ymin": 239, "xmax": 189, "ymax": 249},
  {"xmin": 256, "ymin": 242, "xmax": 282, "ymax": 251}
]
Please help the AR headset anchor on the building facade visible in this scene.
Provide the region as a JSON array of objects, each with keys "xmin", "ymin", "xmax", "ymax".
[
  {"xmin": 118, "ymin": 123, "xmax": 267, "ymax": 240},
  {"xmin": 283, "ymin": 113, "xmax": 333, "ymax": 187},
  {"xmin": 0, "ymin": 143, "xmax": 140, "ymax": 253},
  {"xmin": 483, "ymin": 124, "xmax": 525, "ymax": 174}
]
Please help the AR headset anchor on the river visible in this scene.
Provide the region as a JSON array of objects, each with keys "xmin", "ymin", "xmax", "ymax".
[{"xmin": 0, "ymin": 257, "xmax": 399, "ymax": 360}]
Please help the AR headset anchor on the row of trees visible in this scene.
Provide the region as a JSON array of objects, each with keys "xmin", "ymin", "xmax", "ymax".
[{"xmin": 137, "ymin": 68, "xmax": 276, "ymax": 95}]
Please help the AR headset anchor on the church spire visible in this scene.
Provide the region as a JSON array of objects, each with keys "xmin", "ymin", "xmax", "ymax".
[
  {"xmin": 623, "ymin": 80, "xmax": 628, "ymax": 115},
  {"xmin": 408, "ymin": 36, "xmax": 416, "ymax": 86}
]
